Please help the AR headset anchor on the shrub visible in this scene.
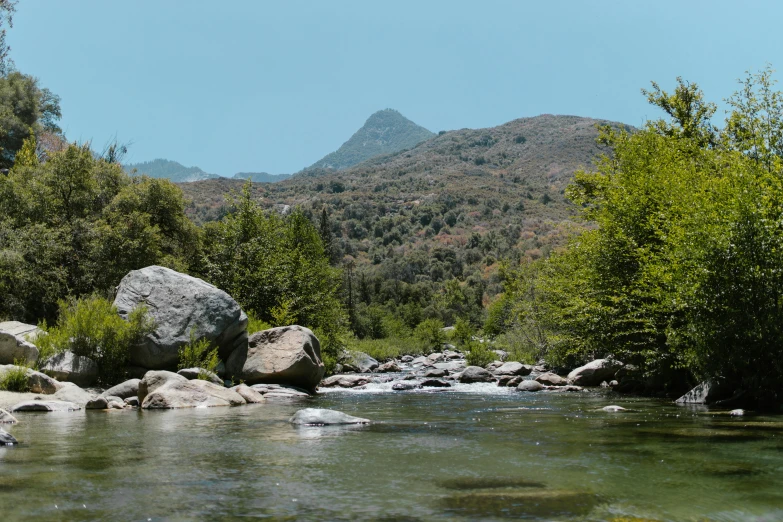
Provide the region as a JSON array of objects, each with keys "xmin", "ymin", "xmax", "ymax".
[
  {"xmin": 414, "ymin": 318, "xmax": 445, "ymax": 352},
  {"xmin": 36, "ymin": 295, "xmax": 155, "ymax": 385},
  {"xmin": 465, "ymin": 341, "xmax": 494, "ymax": 367},
  {"xmin": 0, "ymin": 360, "xmax": 30, "ymax": 392},
  {"xmin": 178, "ymin": 330, "xmax": 219, "ymax": 379},
  {"xmin": 246, "ymin": 310, "xmax": 272, "ymax": 335},
  {"xmin": 452, "ymin": 317, "xmax": 474, "ymax": 346}
]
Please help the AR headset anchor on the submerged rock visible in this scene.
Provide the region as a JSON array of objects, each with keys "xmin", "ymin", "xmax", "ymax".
[
  {"xmin": 11, "ymin": 400, "xmax": 81, "ymax": 412},
  {"xmin": 39, "ymin": 351, "xmax": 98, "ymax": 387},
  {"xmin": 319, "ymin": 375, "xmax": 370, "ymax": 388},
  {"xmin": 458, "ymin": 366, "xmax": 496, "ymax": 384},
  {"xmin": 567, "ymin": 359, "xmax": 624, "ymax": 386},
  {"xmin": 536, "ymin": 372, "xmax": 567, "ymax": 386},
  {"xmin": 226, "ymin": 325, "xmax": 324, "ymax": 392},
  {"xmin": 0, "ymin": 408, "xmax": 17, "ymax": 424},
  {"xmin": 289, "ymin": 408, "xmax": 370, "ymax": 425},
  {"xmin": 517, "ymin": 380, "xmax": 544, "ymax": 392},
  {"xmin": 114, "ymin": 266, "xmax": 248, "ymax": 370},
  {"xmin": 0, "ymin": 428, "xmax": 17, "ymax": 445},
  {"xmin": 602, "ymin": 405, "xmax": 628, "ymax": 412}
]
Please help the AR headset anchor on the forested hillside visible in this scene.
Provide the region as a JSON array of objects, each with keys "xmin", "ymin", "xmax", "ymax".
[{"xmin": 125, "ymin": 159, "xmax": 219, "ymax": 182}]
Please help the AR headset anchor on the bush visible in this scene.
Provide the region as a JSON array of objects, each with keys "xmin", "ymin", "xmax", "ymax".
[
  {"xmin": 0, "ymin": 360, "xmax": 30, "ymax": 392},
  {"xmin": 465, "ymin": 341, "xmax": 494, "ymax": 368},
  {"xmin": 414, "ymin": 318, "xmax": 445, "ymax": 352},
  {"xmin": 36, "ymin": 295, "xmax": 155, "ymax": 385},
  {"xmin": 344, "ymin": 336, "xmax": 426, "ymax": 363},
  {"xmin": 452, "ymin": 317, "xmax": 474, "ymax": 346},
  {"xmin": 178, "ymin": 330, "xmax": 219, "ymax": 379},
  {"xmin": 246, "ymin": 310, "xmax": 272, "ymax": 335}
]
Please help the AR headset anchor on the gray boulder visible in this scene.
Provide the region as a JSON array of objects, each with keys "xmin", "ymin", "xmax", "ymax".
[
  {"xmin": 427, "ymin": 352, "xmax": 445, "ymax": 364},
  {"xmin": 289, "ymin": 408, "xmax": 370, "ymax": 425},
  {"xmin": 176, "ymin": 367, "xmax": 223, "ymax": 386},
  {"xmin": 54, "ymin": 382, "xmax": 97, "ymax": 406},
  {"xmin": 250, "ymin": 383, "xmax": 311, "ymax": 399},
  {"xmin": 113, "ymin": 266, "xmax": 248, "ymax": 370},
  {"xmin": 375, "ymin": 361, "xmax": 401, "ymax": 373},
  {"xmin": 12, "ymin": 400, "xmax": 81, "ymax": 412},
  {"xmin": 85, "ymin": 396, "xmax": 109, "ymax": 410},
  {"xmin": 319, "ymin": 374, "xmax": 370, "ymax": 388},
  {"xmin": 433, "ymin": 360, "xmax": 466, "ymax": 372},
  {"xmin": 424, "ymin": 368, "xmax": 448, "ymax": 378},
  {"xmin": 458, "ymin": 366, "xmax": 496, "ymax": 384},
  {"xmin": 392, "ymin": 381, "xmax": 419, "ymax": 391},
  {"xmin": 0, "ymin": 365, "xmax": 61, "ymax": 394},
  {"xmin": 101, "ymin": 379, "xmax": 140, "ymax": 400},
  {"xmin": 0, "ymin": 428, "xmax": 17, "ymax": 445},
  {"xmin": 141, "ymin": 379, "xmax": 246, "ymax": 409},
  {"xmin": 0, "ymin": 408, "xmax": 18, "ymax": 424},
  {"xmin": 226, "ymin": 325, "xmax": 324, "ymax": 392},
  {"xmin": 230, "ymin": 384, "xmax": 265, "ymax": 403},
  {"xmin": 567, "ymin": 359, "xmax": 624, "ymax": 386},
  {"xmin": 675, "ymin": 381, "xmax": 732, "ymax": 405},
  {"xmin": 124, "ymin": 396, "xmax": 140, "ymax": 407},
  {"xmin": 0, "ymin": 321, "xmax": 40, "ymax": 366},
  {"xmin": 40, "ymin": 351, "xmax": 98, "ymax": 387},
  {"xmin": 491, "ymin": 349, "xmax": 508, "ymax": 362},
  {"xmin": 497, "ymin": 375, "xmax": 523, "ymax": 387},
  {"xmin": 104, "ymin": 396, "xmax": 125, "ymax": 409},
  {"xmin": 535, "ymin": 372, "xmax": 567, "ymax": 386},
  {"xmin": 485, "ymin": 361, "xmax": 504, "ymax": 372},
  {"xmin": 420, "ymin": 378, "xmax": 451, "ymax": 388},
  {"xmin": 341, "ymin": 351, "xmax": 379, "ymax": 373},
  {"xmin": 493, "ymin": 362, "xmax": 533, "ymax": 377},
  {"xmin": 400, "ymin": 355, "xmax": 414, "ymax": 363},
  {"xmin": 137, "ymin": 371, "xmax": 187, "ymax": 403},
  {"xmin": 517, "ymin": 380, "xmax": 544, "ymax": 392}
]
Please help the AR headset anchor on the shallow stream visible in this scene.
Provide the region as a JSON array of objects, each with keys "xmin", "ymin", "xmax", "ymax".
[{"xmin": 2, "ymin": 382, "xmax": 782, "ymax": 521}]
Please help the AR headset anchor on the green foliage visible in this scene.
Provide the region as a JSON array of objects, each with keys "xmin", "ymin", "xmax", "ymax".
[
  {"xmin": 344, "ymin": 335, "xmax": 426, "ymax": 363},
  {"xmin": 246, "ymin": 310, "xmax": 272, "ymax": 335},
  {"xmin": 414, "ymin": 317, "xmax": 445, "ymax": 351},
  {"xmin": 36, "ymin": 296, "xmax": 154, "ymax": 385},
  {"xmin": 452, "ymin": 317, "xmax": 474, "ymax": 346},
  {"xmin": 0, "ymin": 359, "xmax": 30, "ymax": 392},
  {"xmin": 464, "ymin": 340, "xmax": 494, "ymax": 368},
  {"xmin": 178, "ymin": 330, "xmax": 219, "ymax": 378}
]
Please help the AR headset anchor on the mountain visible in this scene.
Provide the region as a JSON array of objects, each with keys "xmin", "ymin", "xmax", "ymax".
[
  {"xmin": 125, "ymin": 159, "xmax": 219, "ymax": 183},
  {"xmin": 306, "ymin": 109, "xmax": 435, "ymax": 171},
  {"xmin": 232, "ymin": 172, "xmax": 292, "ymax": 183}
]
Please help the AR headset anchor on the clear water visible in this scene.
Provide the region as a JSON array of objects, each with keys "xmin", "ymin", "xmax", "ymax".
[{"xmin": 2, "ymin": 382, "xmax": 782, "ymax": 521}]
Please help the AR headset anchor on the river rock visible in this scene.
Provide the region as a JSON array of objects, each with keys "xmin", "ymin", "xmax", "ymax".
[
  {"xmin": 392, "ymin": 381, "xmax": 419, "ymax": 391},
  {"xmin": 320, "ymin": 374, "xmax": 370, "ymax": 388},
  {"xmin": 400, "ymin": 355, "xmax": 414, "ymax": 363},
  {"xmin": 101, "ymin": 379, "xmax": 140, "ymax": 400},
  {"xmin": 141, "ymin": 379, "xmax": 246, "ymax": 409},
  {"xmin": 493, "ymin": 361, "xmax": 533, "ymax": 377},
  {"xmin": 424, "ymin": 368, "xmax": 448, "ymax": 378},
  {"xmin": 226, "ymin": 325, "xmax": 324, "ymax": 392},
  {"xmin": 176, "ymin": 368, "xmax": 223, "ymax": 386},
  {"xmin": 113, "ymin": 266, "xmax": 248, "ymax": 370},
  {"xmin": 0, "ymin": 365, "xmax": 60, "ymax": 394},
  {"xmin": 124, "ymin": 396, "xmax": 139, "ymax": 407},
  {"xmin": 108, "ymin": 398, "xmax": 126, "ymax": 409},
  {"xmin": 39, "ymin": 351, "xmax": 98, "ymax": 387},
  {"xmin": 54, "ymin": 382, "xmax": 97, "ymax": 406},
  {"xmin": 0, "ymin": 322, "xmax": 40, "ymax": 366},
  {"xmin": 517, "ymin": 380, "xmax": 544, "ymax": 392},
  {"xmin": 535, "ymin": 372, "xmax": 567, "ymax": 386},
  {"xmin": 289, "ymin": 408, "xmax": 370, "ymax": 425},
  {"xmin": 86, "ymin": 396, "xmax": 109, "ymax": 410},
  {"xmin": 230, "ymin": 384, "xmax": 265, "ymax": 403},
  {"xmin": 250, "ymin": 383, "xmax": 311, "ymax": 399},
  {"xmin": 433, "ymin": 360, "xmax": 466, "ymax": 372},
  {"xmin": 137, "ymin": 370, "xmax": 188, "ymax": 403},
  {"xmin": 458, "ymin": 366, "xmax": 496, "ymax": 384},
  {"xmin": 729, "ymin": 408, "xmax": 745, "ymax": 416},
  {"xmin": 602, "ymin": 405, "xmax": 627, "ymax": 412},
  {"xmin": 427, "ymin": 352, "xmax": 445, "ymax": 364},
  {"xmin": 12, "ymin": 400, "xmax": 81, "ymax": 412},
  {"xmin": 675, "ymin": 381, "xmax": 732, "ymax": 405},
  {"xmin": 420, "ymin": 378, "xmax": 451, "ymax": 388},
  {"xmin": 341, "ymin": 351, "xmax": 379, "ymax": 373},
  {"xmin": 0, "ymin": 408, "xmax": 17, "ymax": 424},
  {"xmin": 0, "ymin": 428, "xmax": 17, "ymax": 445},
  {"xmin": 567, "ymin": 359, "xmax": 624, "ymax": 386},
  {"xmin": 375, "ymin": 361, "xmax": 401, "ymax": 373},
  {"xmin": 497, "ymin": 375, "xmax": 523, "ymax": 387},
  {"xmin": 411, "ymin": 356, "xmax": 430, "ymax": 367}
]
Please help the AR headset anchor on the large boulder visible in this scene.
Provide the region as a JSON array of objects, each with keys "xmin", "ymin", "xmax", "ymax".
[
  {"xmin": 176, "ymin": 368, "xmax": 223, "ymax": 386},
  {"xmin": 226, "ymin": 326, "xmax": 324, "ymax": 392},
  {"xmin": 535, "ymin": 372, "xmax": 567, "ymax": 386},
  {"xmin": 40, "ymin": 351, "xmax": 98, "ymax": 387},
  {"xmin": 54, "ymin": 382, "xmax": 97, "ymax": 406},
  {"xmin": 11, "ymin": 400, "xmax": 81, "ymax": 412},
  {"xmin": 0, "ymin": 428, "xmax": 17, "ymax": 445},
  {"xmin": 113, "ymin": 266, "xmax": 248, "ymax": 370},
  {"xmin": 250, "ymin": 383, "xmax": 311, "ymax": 399},
  {"xmin": 141, "ymin": 378, "xmax": 246, "ymax": 409},
  {"xmin": 137, "ymin": 370, "xmax": 187, "ymax": 403},
  {"xmin": 0, "ymin": 321, "xmax": 41, "ymax": 366},
  {"xmin": 230, "ymin": 384, "xmax": 265, "ymax": 404},
  {"xmin": 458, "ymin": 366, "xmax": 496, "ymax": 384},
  {"xmin": 675, "ymin": 381, "xmax": 733, "ymax": 405},
  {"xmin": 289, "ymin": 408, "xmax": 370, "ymax": 425},
  {"xmin": 493, "ymin": 362, "xmax": 533, "ymax": 377},
  {"xmin": 375, "ymin": 361, "xmax": 401, "ymax": 373},
  {"xmin": 517, "ymin": 380, "xmax": 544, "ymax": 392},
  {"xmin": 319, "ymin": 375, "xmax": 370, "ymax": 388},
  {"xmin": 101, "ymin": 379, "xmax": 140, "ymax": 400},
  {"xmin": 0, "ymin": 365, "xmax": 60, "ymax": 394},
  {"xmin": 341, "ymin": 351, "xmax": 379, "ymax": 373},
  {"xmin": 567, "ymin": 359, "xmax": 624, "ymax": 386}
]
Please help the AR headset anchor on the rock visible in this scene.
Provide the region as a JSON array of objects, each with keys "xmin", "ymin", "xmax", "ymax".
[
  {"xmin": 250, "ymin": 383, "xmax": 311, "ymax": 399},
  {"xmin": 392, "ymin": 381, "xmax": 419, "ymax": 391},
  {"xmin": 458, "ymin": 366, "xmax": 496, "ymax": 384},
  {"xmin": 497, "ymin": 375, "xmax": 523, "ymax": 387},
  {"xmin": 0, "ymin": 428, "xmax": 17, "ymax": 445},
  {"xmin": 427, "ymin": 352, "xmax": 445, "ymax": 364},
  {"xmin": 11, "ymin": 400, "xmax": 81, "ymax": 412},
  {"xmin": 141, "ymin": 379, "xmax": 246, "ymax": 409},
  {"xmin": 341, "ymin": 351, "xmax": 379, "ymax": 373},
  {"xmin": 493, "ymin": 361, "xmax": 533, "ymax": 377},
  {"xmin": 230, "ymin": 384, "xmax": 265, "ymax": 404},
  {"xmin": 137, "ymin": 370, "xmax": 188, "ymax": 403},
  {"xmin": 420, "ymin": 378, "xmax": 451, "ymax": 388},
  {"xmin": 113, "ymin": 266, "xmax": 248, "ymax": 370},
  {"xmin": 561, "ymin": 385, "xmax": 584, "ymax": 392},
  {"xmin": 39, "ymin": 351, "xmax": 98, "ymax": 387},
  {"xmin": 375, "ymin": 361, "xmax": 401, "ymax": 373},
  {"xmin": 485, "ymin": 361, "xmax": 504, "ymax": 372},
  {"xmin": 608, "ymin": 380, "xmax": 619, "ymax": 387},
  {"xmin": 411, "ymin": 356, "xmax": 430, "ymax": 367},
  {"xmin": 517, "ymin": 380, "xmax": 544, "ymax": 392},
  {"xmin": 53, "ymin": 382, "xmax": 96, "ymax": 406},
  {"xmin": 226, "ymin": 325, "xmax": 324, "ymax": 392},
  {"xmin": 433, "ymin": 360, "xmax": 466, "ymax": 372},
  {"xmin": 403, "ymin": 374, "xmax": 418, "ymax": 380},
  {"xmin": 215, "ymin": 360, "xmax": 226, "ymax": 378},
  {"xmin": 567, "ymin": 359, "xmax": 624, "ymax": 386},
  {"xmin": 85, "ymin": 396, "xmax": 109, "ymax": 410},
  {"xmin": 319, "ymin": 374, "xmax": 370, "ymax": 388},
  {"xmin": 176, "ymin": 368, "xmax": 224, "ymax": 386},
  {"xmin": 675, "ymin": 381, "xmax": 733, "ymax": 405},
  {"xmin": 0, "ymin": 322, "xmax": 40, "ymax": 366},
  {"xmin": 602, "ymin": 405, "xmax": 628, "ymax": 412},
  {"xmin": 101, "ymin": 379, "xmax": 140, "ymax": 400},
  {"xmin": 424, "ymin": 368, "xmax": 448, "ymax": 378},
  {"xmin": 0, "ymin": 408, "xmax": 17, "ymax": 424},
  {"xmin": 535, "ymin": 372, "xmax": 567, "ymax": 386},
  {"xmin": 600, "ymin": 380, "xmax": 610, "ymax": 388},
  {"xmin": 107, "ymin": 399, "xmax": 126, "ymax": 409},
  {"xmin": 124, "ymin": 396, "xmax": 139, "ymax": 407},
  {"xmin": 729, "ymin": 409, "xmax": 745, "ymax": 416},
  {"xmin": 400, "ymin": 355, "xmax": 414, "ymax": 363},
  {"xmin": 289, "ymin": 408, "xmax": 370, "ymax": 425},
  {"xmin": 491, "ymin": 349, "xmax": 508, "ymax": 362},
  {"xmin": 0, "ymin": 365, "xmax": 61, "ymax": 394},
  {"xmin": 445, "ymin": 351, "xmax": 464, "ymax": 360}
]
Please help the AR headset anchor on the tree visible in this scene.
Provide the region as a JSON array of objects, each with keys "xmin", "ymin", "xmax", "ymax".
[{"xmin": 0, "ymin": 0, "xmax": 16, "ymax": 75}]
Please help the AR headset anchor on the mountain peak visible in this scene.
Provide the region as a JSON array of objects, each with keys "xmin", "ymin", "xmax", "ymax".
[{"xmin": 306, "ymin": 109, "xmax": 434, "ymax": 171}]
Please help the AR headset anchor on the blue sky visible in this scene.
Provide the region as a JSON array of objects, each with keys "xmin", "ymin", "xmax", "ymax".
[{"xmin": 9, "ymin": 1, "xmax": 782, "ymax": 176}]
